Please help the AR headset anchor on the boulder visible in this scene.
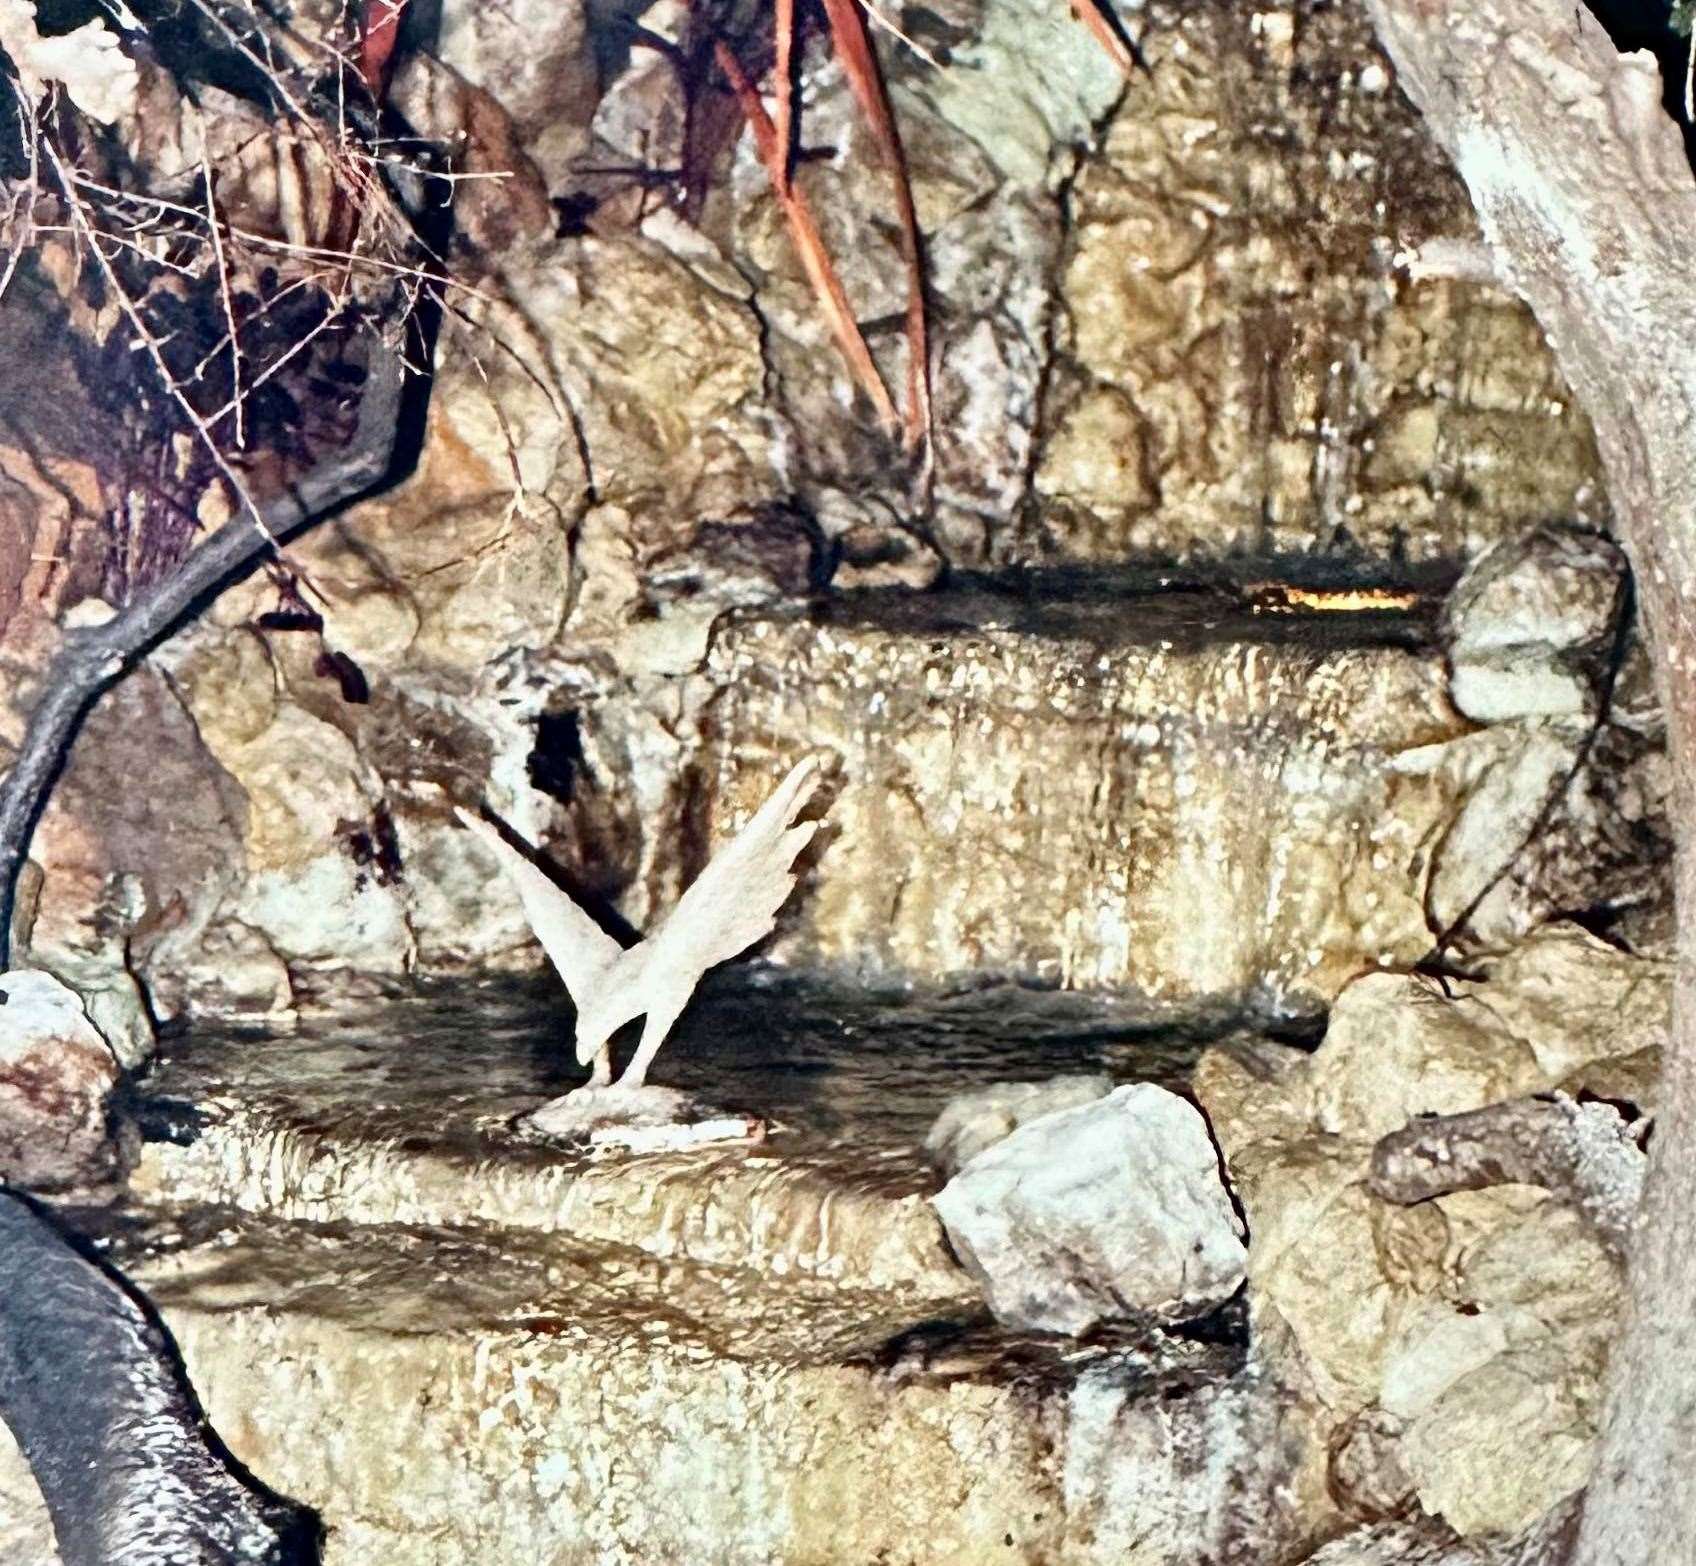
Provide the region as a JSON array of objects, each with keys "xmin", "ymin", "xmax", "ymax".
[
  {"xmin": 933, "ymin": 1084, "xmax": 1246, "ymax": 1335},
  {"xmin": 924, "ymin": 1073, "xmax": 1114, "ymax": 1178},
  {"xmin": 1443, "ymin": 525, "xmax": 1626, "ymax": 724},
  {"xmin": 0, "ymin": 969, "xmax": 123, "ymax": 1191},
  {"xmin": 1190, "ymin": 922, "xmax": 1666, "ymax": 1540}
]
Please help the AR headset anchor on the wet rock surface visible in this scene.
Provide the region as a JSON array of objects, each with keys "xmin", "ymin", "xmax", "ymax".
[
  {"xmin": 0, "ymin": 979, "xmax": 1314, "ymax": 1565},
  {"xmin": 4, "ymin": 0, "xmax": 1661, "ymax": 1033},
  {"xmin": 1193, "ymin": 921, "xmax": 1668, "ymax": 1540},
  {"xmin": 924, "ymin": 1072, "xmax": 1114, "ymax": 1177},
  {"xmin": 933, "ymin": 1084, "xmax": 1247, "ymax": 1335}
]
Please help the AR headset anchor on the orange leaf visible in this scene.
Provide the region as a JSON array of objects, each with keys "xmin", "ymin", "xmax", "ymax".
[
  {"xmin": 774, "ymin": 0, "xmax": 797, "ymax": 193},
  {"xmin": 818, "ymin": 0, "xmax": 932, "ymax": 455},
  {"xmin": 714, "ymin": 39, "xmax": 899, "ymax": 435},
  {"xmin": 1069, "ymin": 0, "xmax": 1136, "ymax": 78}
]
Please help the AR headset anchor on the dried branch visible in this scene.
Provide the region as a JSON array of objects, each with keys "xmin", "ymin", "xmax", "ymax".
[
  {"xmin": 1068, "ymin": 0, "xmax": 1136, "ymax": 78},
  {"xmin": 819, "ymin": 0, "xmax": 932, "ymax": 455},
  {"xmin": 1368, "ymin": 1095, "xmax": 1647, "ymax": 1262},
  {"xmin": 0, "ymin": 338, "xmax": 409, "ymax": 967}
]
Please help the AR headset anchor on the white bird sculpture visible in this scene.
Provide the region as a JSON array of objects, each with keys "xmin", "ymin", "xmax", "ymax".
[{"xmin": 456, "ymin": 756, "xmax": 824, "ymax": 1093}]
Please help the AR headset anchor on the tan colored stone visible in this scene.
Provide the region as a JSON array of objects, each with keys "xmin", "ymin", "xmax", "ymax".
[
  {"xmin": 653, "ymin": 608, "xmax": 1518, "ymax": 1006},
  {"xmin": 0, "ymin": 968, "xmax": 122, "ymax": 1191},
  {"xmin": 1029, "ymin": 4, "xmax": 1605, "ymax": 567},
  {"xmin": 1306, "ymin": 971, "xmax": 1549, "ymax": 1142},
  {"xmin": 1381, "ymin": 1205, "xmax": 1621, "ymax": 1535}
]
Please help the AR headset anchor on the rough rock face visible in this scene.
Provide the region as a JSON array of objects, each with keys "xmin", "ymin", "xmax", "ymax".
[
  {"xmin": 933, "ymin": 1084, "xmax": 1247, "ymax": 1334},
  {"xmin": 1192, "ymin": 921, "xmax": 1667, "ymax": 1538},
  {"xmin": 925, "ymin": 1073, "xmax": 1114, "ymax": 1177},
  {"xmin": 1443, "ymin": 525, "xmax": 1626, "ymax": 724},
  {"xmin": 5, "ymin": 0, "xmax": 1656, "ymax": 1028},
  {"xmin": 0, "ymin": 1002, "xmax": 1317, "ymax": 1566},
  {"xmin": 1029, "ymin": 5, "xmax": 1604, "ymax": 567},
  {"xmin": 0, "ymin": 969, "xmax": 123, "ymax": 1191}
]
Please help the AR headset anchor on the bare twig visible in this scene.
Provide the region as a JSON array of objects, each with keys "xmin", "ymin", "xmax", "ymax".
[
  {"xmin": 0, "ymin": 338, "xmax": 409, "ymax": 967},
  {"xmin": 201, "ymin": 152, "xmax": 246, "ymax": 450}
]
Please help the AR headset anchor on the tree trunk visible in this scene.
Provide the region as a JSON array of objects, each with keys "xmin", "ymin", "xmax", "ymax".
[
  {"xmin": 1358, "ymin": 3, "xmax": 1696, "ymax": 1559},
  {"xmin": 0, "ymin": 1192, "xmax": 318, "ymax": 1563}
]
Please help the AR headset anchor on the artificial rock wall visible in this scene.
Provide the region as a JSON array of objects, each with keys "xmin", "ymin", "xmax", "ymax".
[{"xmin": 0, "ymin": 0, "xmax": 1650, "ymax": 1049}]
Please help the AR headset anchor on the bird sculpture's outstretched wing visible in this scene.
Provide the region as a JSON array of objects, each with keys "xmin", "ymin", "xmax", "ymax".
[
  {"xmin": 454, "ymin": 807, "xmax": 624, "ymax": 1003},
  {"xmin": 646, "ymin": 756, "xmax": 823, "ymax": 988}
]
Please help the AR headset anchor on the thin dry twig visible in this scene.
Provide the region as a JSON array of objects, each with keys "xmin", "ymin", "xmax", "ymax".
[
  {"xmin": 200, "ymin": 153, "xmax": 246, "ymax": 449},
  {"xmin": 857, "ymin": 0, "xmax": 943, "ymax": 70},
  {"xmin": 39, "ymin": 134, "xmax": 287, "ymax": 558}
]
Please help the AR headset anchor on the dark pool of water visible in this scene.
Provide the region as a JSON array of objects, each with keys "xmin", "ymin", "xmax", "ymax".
[{"xmin": 140, "ymin": 967, "xmax": 1266, "ymax": 1161}]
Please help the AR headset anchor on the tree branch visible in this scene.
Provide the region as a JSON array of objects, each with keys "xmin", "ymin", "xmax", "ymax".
[
  {"xmin": 1367, "ymin": 1095, "xmax": 1647, "ymax": 1262},
  {"xmin": 0, "ymin": 337, "xmax": 409, "ymax": 968},
  {"xmin": 0, "ymin": 1191, "xmax": 317, "ymax": 1563}
]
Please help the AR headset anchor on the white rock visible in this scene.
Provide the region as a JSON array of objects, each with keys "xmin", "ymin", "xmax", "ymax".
[
  {"xmin": 523, "ymin": 1083, "xmax": 764, "ymax": 1153},
  {"xmin": 932, "ymin": 1084, "xmax": 1246, "ymax": 1335},
  {"xmin": 0, "ymin": 968, "xmax": 122, "ymax": 1190},
  {"xmin": 924, "ymin": 1074, "xmax": 1114, "ymax": 1178},
  {"xmin": 1444, "ymin": 525, "xmax": 1625, "ymax": 723}
]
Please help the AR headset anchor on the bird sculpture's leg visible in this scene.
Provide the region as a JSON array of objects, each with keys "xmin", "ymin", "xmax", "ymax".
[
  {"xmin": 615, "ymin": 1003, "xmax": 682, "ymax": 1090},
  {"xmin": 588, "ymin": 1044, "xmax": 612, "ymax": 1088}
]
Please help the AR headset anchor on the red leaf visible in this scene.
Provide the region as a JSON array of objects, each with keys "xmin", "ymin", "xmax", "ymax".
[
  {"xmin": 1068, "ymin": 0, "xmax": 1136, "ymax": 78},
  {"xmin": 774, "ymin": 0, "xmax": 797, "ymax": 193},
  {"xmin": 358, "ymin": 0, "xmax": 407, "ymax": 102},
  {"xmin": 818, "ymin": 0, "xmax": 932, "ymax": 455},
  {"xmin": 714, "ymin": 38, "xmax": 900, "ymax": 434}
]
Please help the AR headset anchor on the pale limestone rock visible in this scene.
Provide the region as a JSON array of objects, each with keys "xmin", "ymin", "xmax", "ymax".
[
  {"xmin": 1444, "ymin": 526, "xmax": 1625, "ymax": 723},
  {"xmin": 1034, "ymin": 3, "xmax": 1605, "ymax": 567},
  {"xmin": 191, "ymin": 701, "xmax": 411, "ymax": 972},
  {"xmin": 523, "ymin": 1084, "xmax": 764, "ymax": 1153},
  {"xmin": 1192, "ymin": 923, "xmax": 1665, "ymax": 1537},
  {"xmin": 933, "ymin": 1085, "xmax": 1246, "ymax": 1335},
  {"xmin": 1189, "ymin": 1037, "xmax": 1312, "ymax": 1157},
  {"xmin": 1305, "ymin": 970, "xmax": 1550, "ymax": 1142},
  {"xmin": 175, "ymin": 922, "xmax": 295, "ymax": 1023},
  {"xmin": 1224, "ymin": 1133, "xmax": 1449, "ymax": 1412},
  {"xmin": 427, "ymin": 0, "xmax": 597, "ymax": 186},
  {"xmin": 0, "ymin": 1422, "xmax": 53, "ymax": 1566},
  {"xmin": 1476, "ymin": 922, "xmax": 1671, "ymax": 1085},
  {"xmin": 675, "ymin": 608, "xmax": 1543, "ymax": 1005},
  {"xmin": 1062, "ymin": 1361, "xmax": 1326, "ymax": 1565},
  {"xmin": 0, "ymin": 1210, "xmax": 1265, "ymax": 1566},
  {"xmin": 0, "ymin": 968, "xmax": 121, "ymax": 1190},
  {"xmin": 1380, "ymin": 1205, "xmax": 1621, "ymax": 1535},
  {"xmin": 924, "ymin": 1074, "xmax": 1114, "ymax": 1178}
]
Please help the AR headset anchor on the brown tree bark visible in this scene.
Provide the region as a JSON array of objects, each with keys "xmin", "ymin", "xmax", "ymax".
[
  {"xmin": 1367, "ymin": 1095, "xmax": 1646, "ymax": 1262},
  {"xmin": 1358, "ymin": 3, "xmax": 1696, "ymax": 1561}
]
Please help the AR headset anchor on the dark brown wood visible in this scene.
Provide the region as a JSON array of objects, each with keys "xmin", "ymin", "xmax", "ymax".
[{"xmin": 1368, "ymin": 1096, "xmax": 1646, "ymax": 1262}]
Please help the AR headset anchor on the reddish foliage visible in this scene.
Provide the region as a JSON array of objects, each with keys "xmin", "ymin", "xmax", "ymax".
[
  {"xmin": 714, "ymin": 37, "xmax": 900, "ymax": 433},
  {"xmin": 816, "ymin": 0, "xmax": 932, "ymax": 454},
  {"xmin": 1069, "ymin": 0, "xmax": 1136, "ymax": 77},
  {"xmin": 357, "ymin": 0, "xmax": 407, "ymax": 102}
]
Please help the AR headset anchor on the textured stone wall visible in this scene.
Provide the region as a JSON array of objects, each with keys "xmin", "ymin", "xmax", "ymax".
[{"xmin": 0, "ymin": 0, "xmax": 1648, "ymax": 1036}]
